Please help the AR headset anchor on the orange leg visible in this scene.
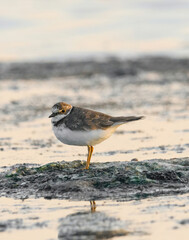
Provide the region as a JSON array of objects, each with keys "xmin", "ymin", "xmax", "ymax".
[
  {"xmin": 86, "ymin": 146, "xmax": 94, "ymax": 169},
  {"xmin": 90, "ymin": 200, "xmax": 96, "ymax": 212}
]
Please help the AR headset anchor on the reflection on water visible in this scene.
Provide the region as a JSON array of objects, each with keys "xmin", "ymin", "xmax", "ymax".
[
  {"xmin": 58, "ymin": 201, "xmax": 129, "ymax": 240},
  {"xmin": 0, "ymin": 195, "xmax": 188, "ymax": 240},
  {"xmin": 90, "ymin": 200, "xmax": 96, "ymax": 213}
]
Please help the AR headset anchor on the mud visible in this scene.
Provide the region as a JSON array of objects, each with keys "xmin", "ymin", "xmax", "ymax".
[
  {"xmin": 0, "ymin": 218, "xmax": 47, "ymax": 232},
  {"xmin": 0, "ymin": 158, "xmax": 188, "ymax": 201},
  {"xmin": 1, "ymin": 57, "xmax": 189, "ymax": 80}
]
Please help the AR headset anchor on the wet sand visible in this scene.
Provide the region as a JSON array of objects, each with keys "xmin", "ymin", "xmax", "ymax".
[{"xmin": 0, "ymin": 57, "xmax": 189, "ymax": 239}]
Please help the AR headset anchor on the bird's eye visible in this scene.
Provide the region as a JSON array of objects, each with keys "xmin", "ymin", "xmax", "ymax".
[{"xmin": 62, "ymin": 109, "xmax": 65, "ymax": 113}]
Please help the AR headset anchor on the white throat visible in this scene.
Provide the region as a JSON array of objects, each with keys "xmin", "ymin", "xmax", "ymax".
[{"xmin": 51, "ymin": 107, "xmax": 72, "ymax": 125}]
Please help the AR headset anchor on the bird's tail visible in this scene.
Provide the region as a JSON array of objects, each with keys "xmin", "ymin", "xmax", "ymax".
[{"xmin": 111, "ymin": 116, "xmax": 144, "ymax": 125}]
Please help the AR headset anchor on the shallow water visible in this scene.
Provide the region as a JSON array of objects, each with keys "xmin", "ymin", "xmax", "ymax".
[
  {"xmin": 0, "ymin": 57, "xmax": 189, "ymax": 239},
  {"xmin": 0, "ymin": 194, "xmax": 189, "ymax": 240}
]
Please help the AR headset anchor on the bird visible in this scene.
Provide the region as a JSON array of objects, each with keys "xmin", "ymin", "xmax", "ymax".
[{"xmin": 49, "ymin": 102, "xmax": 143, "ymax": 169}]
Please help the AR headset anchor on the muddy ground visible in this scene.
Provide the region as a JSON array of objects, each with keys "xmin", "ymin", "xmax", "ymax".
[{"xmin": 0, "ymin": 158, "xmax": 189, "ymax": 201}]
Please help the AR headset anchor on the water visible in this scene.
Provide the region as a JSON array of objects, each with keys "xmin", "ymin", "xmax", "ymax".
[
  {"xmin": 0, "ymin": 194, "xmax": 189, "ymax": 240},
  {"xmin": 0, "ymin": 0, "xmax": 189, "ymax": 61}
]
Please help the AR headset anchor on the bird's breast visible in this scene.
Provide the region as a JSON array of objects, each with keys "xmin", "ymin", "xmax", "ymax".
[{"xmin": 52, "ymin": 124, "xmax": 116, "ymax": 146}]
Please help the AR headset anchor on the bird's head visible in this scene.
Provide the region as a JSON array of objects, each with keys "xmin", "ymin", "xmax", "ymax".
[{"xmin": 49, "ymin": 102, "xmax": 72, "ymax": 122}]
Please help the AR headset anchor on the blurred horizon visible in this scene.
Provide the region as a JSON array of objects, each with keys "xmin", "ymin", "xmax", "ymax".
[{"xmin": 1, "ymin": 0, "xmax": 189, "ymax": 62}]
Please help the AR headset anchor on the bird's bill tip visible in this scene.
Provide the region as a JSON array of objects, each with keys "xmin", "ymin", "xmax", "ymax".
[{"xmin": 49, "ymin": 112, "xmax": 56, "ymax": 118}]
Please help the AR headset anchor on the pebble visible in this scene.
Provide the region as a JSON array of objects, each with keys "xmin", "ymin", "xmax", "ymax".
[{"xmin": 131, "ymin": 158, "xmax": 138, "ymax": 162}]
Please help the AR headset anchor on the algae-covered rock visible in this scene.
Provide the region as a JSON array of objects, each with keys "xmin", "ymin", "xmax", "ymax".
[{"xmin": 0, "ymin": 158, "xmax": 188, "ymax": 200}]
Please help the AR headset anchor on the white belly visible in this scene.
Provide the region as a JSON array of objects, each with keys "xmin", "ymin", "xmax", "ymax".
[{"xmin": 52, "ymin": 124, "xmax": 116, "ymax": 146}]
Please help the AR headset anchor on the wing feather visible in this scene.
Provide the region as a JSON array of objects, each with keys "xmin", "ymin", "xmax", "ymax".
[{"xmin": 63, "ymin": 107, "xmax": 114, "ymax": 131}]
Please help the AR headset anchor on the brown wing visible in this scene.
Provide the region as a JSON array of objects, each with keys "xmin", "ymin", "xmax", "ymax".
[{"xmin": 63, "ymin": 107, "xmax": 115, "ymax": 131}]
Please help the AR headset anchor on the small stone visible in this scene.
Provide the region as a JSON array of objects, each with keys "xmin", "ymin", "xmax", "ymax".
[{"xmin": 131, "ymin": 158, "xmax": 138, "ymax": 162}]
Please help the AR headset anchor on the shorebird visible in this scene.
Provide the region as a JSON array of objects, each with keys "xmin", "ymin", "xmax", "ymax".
[{"xmin": 49, "ymin": 102, "xmax": 143, "ymax": 169}]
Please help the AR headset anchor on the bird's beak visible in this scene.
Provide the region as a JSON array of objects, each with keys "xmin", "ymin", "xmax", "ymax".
[{"xmin": 49, "ymin": 112, "xmax": 57, "ymax": 118}]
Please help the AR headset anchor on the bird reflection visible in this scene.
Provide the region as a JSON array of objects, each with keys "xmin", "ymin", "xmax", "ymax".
[
  {"xmin": 90, "ymin": 200, "xmax": 96, "ymax": 212},
  {"xmin": 58, "ymin": 199, "xmax": 129, "ymax": 239}
]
